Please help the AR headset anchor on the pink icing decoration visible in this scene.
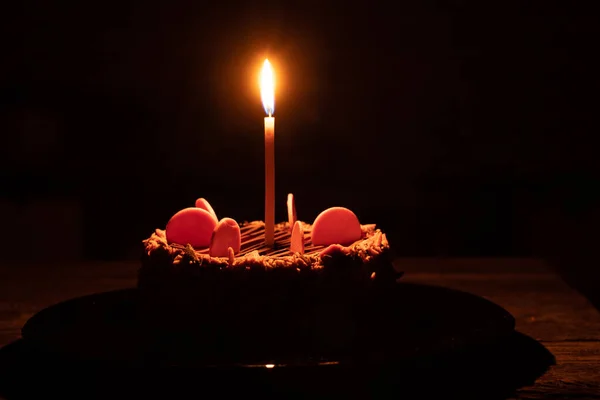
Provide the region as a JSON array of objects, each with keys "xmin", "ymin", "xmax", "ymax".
[
  {"xmin": 195, "ymin": 198, "xmax": 218, "ymax": 220},
  {"xmin": 290, "ymin": 220, "xmax": 304, "ymax": 254},
  {"xmin": 287, "ymin": 193, "xmax": 297, "ymax": 233},
  {"xmin": 319, "ymin": 244, "xmax": 344, "ymax": 257},
  {"xmin": 311, "ymin": 207, "xmax": 362, "ymax": 246},
  {"xmin": 209, "ymin": 217, "xmax": 241, "ymax": 257},
  {"xmin": 166, "ymin": 207, "xmax": 218, "ymax": 248}
]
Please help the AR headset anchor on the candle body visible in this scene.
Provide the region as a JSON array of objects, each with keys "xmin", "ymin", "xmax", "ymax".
[{"xmin": 264, "ymin": 117, "xmax": 275, "ymax": 246}]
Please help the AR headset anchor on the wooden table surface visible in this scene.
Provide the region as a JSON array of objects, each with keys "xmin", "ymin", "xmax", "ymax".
[{"xmin": 0, "ymin": 258, "xmax": 599, "ymax": 399}]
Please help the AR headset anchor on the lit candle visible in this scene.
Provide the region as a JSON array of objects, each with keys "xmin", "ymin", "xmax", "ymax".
[{"xmin": 260, "ymin": 59, "xmax": 275, "ymax": 246}]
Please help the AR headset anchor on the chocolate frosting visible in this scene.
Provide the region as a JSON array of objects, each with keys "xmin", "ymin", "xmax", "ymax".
[{"xmin": 142, "ymin": 221, "xmax": 389, "ymax": 270}]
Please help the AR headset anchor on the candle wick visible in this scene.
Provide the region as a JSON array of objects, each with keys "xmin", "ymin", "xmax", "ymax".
[{"xmin": 269, "ymin": 112, "xmax": 272, "ymax": 118}]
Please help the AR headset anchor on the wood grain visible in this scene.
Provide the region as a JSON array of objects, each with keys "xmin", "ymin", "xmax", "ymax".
[{"xmin": 1, "ymin": 258, "xmax": 599, "ymax": 398}]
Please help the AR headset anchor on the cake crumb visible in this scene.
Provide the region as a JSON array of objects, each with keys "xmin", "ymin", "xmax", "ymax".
[{"xmin": 228, "ymin": 247, "xmax": 235, "ymax": 266}]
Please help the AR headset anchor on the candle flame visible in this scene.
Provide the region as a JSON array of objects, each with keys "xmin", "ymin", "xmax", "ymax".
[{"xmin": 260, "ymin": 59, "xmax": 275, "ymax": 116}]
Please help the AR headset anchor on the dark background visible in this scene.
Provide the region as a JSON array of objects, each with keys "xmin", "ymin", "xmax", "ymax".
[{"xmin": 0, "ymin": 1, "xmax": 597, "ymax": 285}]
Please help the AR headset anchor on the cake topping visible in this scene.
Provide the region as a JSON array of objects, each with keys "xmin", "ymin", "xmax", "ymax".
[
  {"xmin": 290, "ymin": 220, "xmax": 304, "ymax": 254},
  {"xmin": 287, "ymin": 193, "xmax": 297, "ymax": 233},
  {"xmin": 209, "ymin": 218, "xmax": 242, "ymax": 257},
  {"xmin": 319, "ymin": 244, "xmax": 344, "ymax": 258},
  {"xmin": 311, "ymin": 207, "xmax": 362, "ymax": 246},
  {"xmin": 227, "ymin": 247, "xmax": 235, "ymax": 265},
  {"xmin": 144, "ymin": 221, "xmax": 390, "ymax": 270},
  {"xmin": 195, "ymin": 197, "xmax": 218, "ymax": 220},
  {"xmin": 166, "ymin": 207, "xmax": 218, "ymax": 249}
]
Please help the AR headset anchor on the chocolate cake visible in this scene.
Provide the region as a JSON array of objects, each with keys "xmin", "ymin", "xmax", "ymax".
[{"xmin": 138, "ymin": 199, "xmax": 399, "ymax": 360}]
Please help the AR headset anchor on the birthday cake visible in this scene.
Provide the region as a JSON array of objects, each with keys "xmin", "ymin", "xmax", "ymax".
[{"xmin": 138, "ymin": 195, "xmax": 399, "ymax": 358}]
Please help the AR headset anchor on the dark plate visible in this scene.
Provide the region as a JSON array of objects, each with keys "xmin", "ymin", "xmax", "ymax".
[
  {"xmin": 19, "ymin": 282, "xmax": 514, "ymax": 367},
  {"xmin": 0, "ymin": 331, "xmax": 556, "ymax": 400}
]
